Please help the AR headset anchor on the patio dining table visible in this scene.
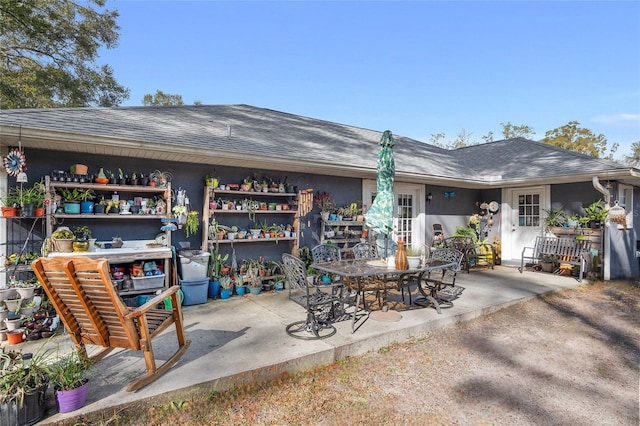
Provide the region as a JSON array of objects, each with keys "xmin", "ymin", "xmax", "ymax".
[{"xmin": 312, "ymin": 257, "xmax": 458, "ymax": 332}]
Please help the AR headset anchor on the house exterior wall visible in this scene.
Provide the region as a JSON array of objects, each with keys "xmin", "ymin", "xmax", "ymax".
[
  {"xmin": 424, "ymin": 185, "xmax": 500, "ymax": 244},
  {"xmin": 24, "ymin": 149, "xmax": 364, "ymax": 264},
  {"xmin": 549, "ymin": 182, "xmax": 602, "ymax": 215},
  {"xmin": 19, "ymin": 148, "xmax": 640, "ymax": 278},
  {"xmin": 550, "ymin": 181, "xmax": 639, "ymax": 279},
  {"xmin": 608, "ymin": 186, "xmax": 640, "ymax": 279}
]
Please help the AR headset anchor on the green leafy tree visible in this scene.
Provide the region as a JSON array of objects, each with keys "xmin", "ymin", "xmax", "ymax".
[
  {"xmin": 501, "ymin": 122, "xmax": 535, "ymax": 139},
  {"xmin": 428, "ymin": 129, "xmax": 476, "ymax": 149},
  {"xmin": 623, "ymin": 142, "xmax": 640, "ymax": 167},
  {"xmin": 541, "ymin": 121, "xmax": 608, "ymax": 158},
  {"xmin": 481, "ymin": 131, "xmax": 494, "ymax": 143},
  {"xmin": 142, "ymin": 90, "xmax": 184, "ymax": 106},
  {"xmin": 0, "ymin": 0, "xmax": 129, "ymax": 108}
]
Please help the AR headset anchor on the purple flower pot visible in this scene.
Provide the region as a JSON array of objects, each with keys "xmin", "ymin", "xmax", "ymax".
[{"xmin": 55, "ymin": 380, "xmax": 89, "ymax": 413}]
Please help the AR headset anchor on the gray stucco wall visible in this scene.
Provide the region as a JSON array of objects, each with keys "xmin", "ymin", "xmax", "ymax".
[
  {"xmin": 608, "ymin": 186, "xmax": 640, "ymax": 279},
  {"xmin": 23, "ymin": 149, "xmax": 364, "ymax": 265},
  {"xmin": 21, "ymin": 148, "xmax": 637, "ymax": 278},
  {"xmin": 551, "ymin": 181, "xmax": 638, "ymax": 279},
  {"xmin": 424, "ymin": 185, "xmax": 500, "ymax": 244}
]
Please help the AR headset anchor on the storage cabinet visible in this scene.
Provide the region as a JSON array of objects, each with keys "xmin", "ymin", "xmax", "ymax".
[
  {"xmin": 201, "ymin": 187, "xmax": 303, "ymax": 256},
  {"xmin": 44, "ymin": 176, "xmax": 174, "ymax": 293}
]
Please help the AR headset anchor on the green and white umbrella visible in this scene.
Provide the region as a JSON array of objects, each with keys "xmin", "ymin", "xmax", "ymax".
[{"xmin": 365, "ymin": 130, "xmax": 395, "ymax": 237}]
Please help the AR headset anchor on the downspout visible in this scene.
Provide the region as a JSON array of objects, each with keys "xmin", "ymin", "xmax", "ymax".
[{"xmin": 592, "ymin": 176, "xmax": 610, "ymax": 280}]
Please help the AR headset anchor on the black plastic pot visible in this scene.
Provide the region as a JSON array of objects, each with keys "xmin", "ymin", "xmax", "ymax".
[{"xmin": 0, "ymin": 380, "xmax": 48, "ymax": 426}]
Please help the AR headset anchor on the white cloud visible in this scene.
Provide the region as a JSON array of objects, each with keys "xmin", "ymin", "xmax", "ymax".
[{"xmin": 591, "ymin": 113, "xmax": 640, "ymax": 126}]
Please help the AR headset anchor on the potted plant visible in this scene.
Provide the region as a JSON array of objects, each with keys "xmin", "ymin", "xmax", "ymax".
[
  {"xmin": 0, "ymin": 191, "xmax": 20, "ymax": 217},
  {"xmin": 540, "ymin": 254, "xmax": 558, "ymax": 272},
  {"xmin": 183, "ymin": 211, "xmax": 199, "ymax": 238},
  {"xmin": 246, "ymin": 267, "xmax": 263, "ymax": 295},
  {"xmin": 150, "ymin": 170, "xmax": 172, "ymax": 187},
  {"xmin": 582, "ymin": 199, "xmax": 609, "ymax": 229},
  {"xmin": 105, "ymin": 199, "xmax": 120, "ymax": 214},
  {"xmin": 405, "ymin": 247, "xmax": 423, "ymax": 268},
  {"xmin": 543, "ymin": 207, "xmax": 568, "ymax": 231},
  {"xmin": 47, "ymin": 351, "xmax": 92, "ymax": 413},
  {"xmin": 129, "ymin": 172, "xmax": 139, "ymax": 186},
  {"xmin": 13, "ymin": 280, "xmax": 36, "ymax": 300},
  {"xmin": 59, "ymin": 188, "xmax": 95, "ymax": 214},
  {"xmin": 14, "ymin": 182, "xmax": 45, "ymax": 217},
  {"xmin": 93, "ymin": 196, "xmax": 107, "ymax": 214},
  {"xmin": 219, "ymin": 276, "xmax": 233, "ymax": 299},
  {"xmin": 51, "ymin": 227, "xmax": 76, "ymax": 253},
  {"xmin": 105, "ymin": 169, "xmax": 116, "ymax": 185},
  {"xmin": 117, "ymin": 168, "xmax": 127, "ymax": 185},
  {"xmin": 314, "ymin": 192, "xmax": 335, "ymax": 221},
  {"xmin": 205, "ymin": 172, "xmax": 219, "ymax": 188},
  {"xmin": 0, "ymin": 348, "xmax": 51, "ymax": 426}
]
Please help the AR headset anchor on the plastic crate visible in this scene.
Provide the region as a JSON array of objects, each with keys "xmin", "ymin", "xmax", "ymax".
[
  {"xmin": 179, "ymin": 251, "xmax": 210, "ymax": 281},
  {"xmin": 181, "ymin": 278, "xmax": 208, "ymax": 306},
  {"xmin": 131, "ymin": 274, "xmax": 165, "ymax": 290}
]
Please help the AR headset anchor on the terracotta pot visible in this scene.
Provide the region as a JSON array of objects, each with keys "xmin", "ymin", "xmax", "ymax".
[
  {"xmin": 1, "ymin": 207, "xmax": 18, "ymax": 217},
  {"xmin": 7, "ymin": 329, "xmax": 23, "ymax": 345},
  {"xmin": 72, "ymin": 164, "xmax": 88, "ymax": 175},
  {"xmin": 35, "ymin": 207, "xmax": 45, "ymax": 217}
]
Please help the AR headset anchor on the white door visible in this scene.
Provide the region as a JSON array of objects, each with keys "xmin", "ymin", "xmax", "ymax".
[
  {"xmin": 363, "ymin": 181, "xmax": 425, "ymax": 251},
  {"xmin": 503, "ymin": 186, "xmax": 548, "ymax": 260}
]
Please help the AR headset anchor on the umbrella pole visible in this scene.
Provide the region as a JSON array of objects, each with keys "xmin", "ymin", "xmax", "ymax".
[{"xmin": 385, "ymin": 234, "xmax": 389, "ymax": 260}]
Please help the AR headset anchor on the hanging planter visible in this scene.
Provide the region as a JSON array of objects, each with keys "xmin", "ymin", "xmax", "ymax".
[{"xmin": 609, "ymin": 201, "xmax": 626, "ymax": 228}]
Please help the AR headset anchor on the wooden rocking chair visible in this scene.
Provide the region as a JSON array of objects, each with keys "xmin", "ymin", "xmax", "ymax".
[{"xmin": 32, "ymin": 257, "xmax": 191, "ymax": 392}]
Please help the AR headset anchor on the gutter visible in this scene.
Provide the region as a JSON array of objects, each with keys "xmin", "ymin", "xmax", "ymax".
[{"xmin": 592, "ymin": 176, "xmax": 610, "ymax": 281}]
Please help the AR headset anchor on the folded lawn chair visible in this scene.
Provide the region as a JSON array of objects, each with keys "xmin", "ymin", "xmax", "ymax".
[{"xmin": 32, "ymin": 257, "xmax": 190, "ymax": 392}]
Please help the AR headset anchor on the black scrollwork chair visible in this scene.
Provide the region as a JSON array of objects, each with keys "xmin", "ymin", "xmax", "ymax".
[
  {"xmin": 414, "ymin": 248, "xmax": 465, "ymax": 314},
  {"xmin": 442, "ymin": 237, "xmax": 475, "ymax": 273},
  {"xmin": 349, "ymin": 241, "xmax": 392, "ymax": 311},
  {"xmin": 311, "ymin": 243, "xmax": 344, "ymax": 287},
  {"xmin": 283, "ymin": 253, "xmax": 342, "ymax": 340},
  {"xmin": 311, "ymin": 244, "xmax": 341, "ymax": 263},
  {"xmin": 352, "ymin": 242, "xmax": 378, "ymax": 259}
]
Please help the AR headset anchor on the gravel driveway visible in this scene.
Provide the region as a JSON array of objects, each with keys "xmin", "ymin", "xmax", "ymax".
[{"xmin": 56, "ymin": 280, "xmax": 640, "ymax": 425}]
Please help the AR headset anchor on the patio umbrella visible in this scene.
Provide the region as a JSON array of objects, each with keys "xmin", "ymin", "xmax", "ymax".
[{"xmin": 365, "ymin": 130, "xmax": 396, "ymax": 254}]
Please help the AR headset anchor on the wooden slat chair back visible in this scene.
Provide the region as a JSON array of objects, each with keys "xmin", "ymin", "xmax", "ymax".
[{"xmin": 32, "ymin": 257, "xmax": 191, "ymax": 392}]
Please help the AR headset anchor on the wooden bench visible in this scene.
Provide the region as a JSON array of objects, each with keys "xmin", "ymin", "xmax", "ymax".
[{"xmin": 520, "ymin": 236, "xmax": 591, "ymax": 282}]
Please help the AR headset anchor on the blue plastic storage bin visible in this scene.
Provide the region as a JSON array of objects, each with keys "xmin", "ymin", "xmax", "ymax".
[{"xmin": 181, "ymin": 278, "xmax": 209, "ymax": 306}]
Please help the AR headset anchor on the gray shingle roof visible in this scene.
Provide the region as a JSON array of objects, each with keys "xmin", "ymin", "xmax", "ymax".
[
  {"xmin": 451, "ymin": 138, "xmax": 633, "ymax": 181},
  {"xmin": 0, "ymin": 105, "xmax": 636, "ymax": 187}
]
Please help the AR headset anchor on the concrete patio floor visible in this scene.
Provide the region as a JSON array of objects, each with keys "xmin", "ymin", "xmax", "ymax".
[{"xmin": 6, "ymin": 264, "xmax": 584, "ymax": 424}]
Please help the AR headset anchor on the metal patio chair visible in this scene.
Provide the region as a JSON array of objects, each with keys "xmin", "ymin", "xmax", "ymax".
[
  {"xmin": 413, "ymin": 248, "xmax": 465, "ymax": 313},
  {"xmin": 283, "ymin": 253, "xmax": 344, "ymax": 340}
]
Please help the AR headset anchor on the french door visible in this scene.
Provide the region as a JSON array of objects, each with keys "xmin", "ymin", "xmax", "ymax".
[
  {"xmin": 502, "ymin": 186, "xmax": 549, "ymax": 260},
  {"xmin": 362, "ymin": 181, "xmax": 425, "ymax": 250}
]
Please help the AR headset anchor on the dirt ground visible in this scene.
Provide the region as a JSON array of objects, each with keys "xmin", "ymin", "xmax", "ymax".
[{"xmin": 58, "ymin": 280, "xmax": 639, "ymax": 426}]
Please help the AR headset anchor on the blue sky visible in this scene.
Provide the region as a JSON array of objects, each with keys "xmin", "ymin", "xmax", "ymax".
[{"xmin": 101, "ymin": 1, "xmax": 640, "ymax": 157}]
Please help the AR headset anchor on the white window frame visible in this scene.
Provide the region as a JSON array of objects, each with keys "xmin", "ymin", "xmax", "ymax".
[{"xmin": 617, "ymin": 183, "xmax": 633, "ymax": 229}]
